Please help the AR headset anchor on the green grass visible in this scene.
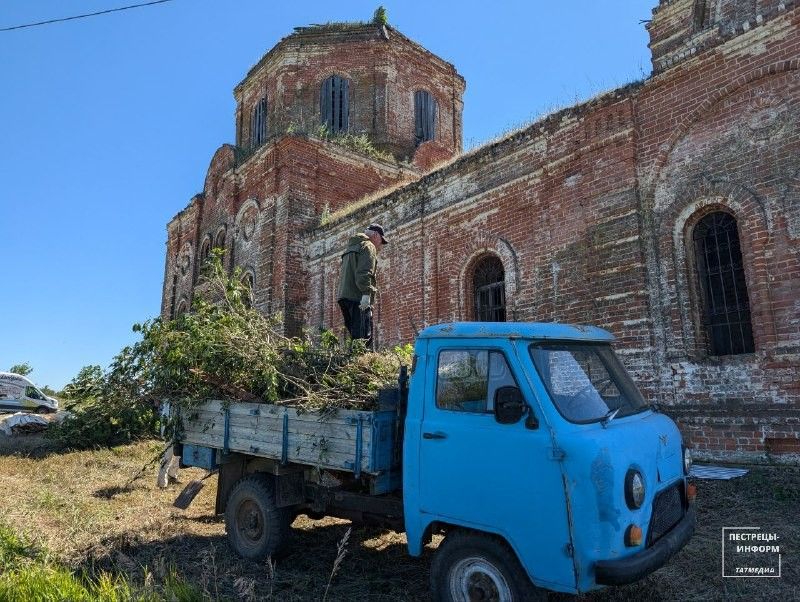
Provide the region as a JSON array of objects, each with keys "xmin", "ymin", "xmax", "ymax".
[{"xmin": 0, "ymin": 520, "xmax": 202, "ymax": 602}]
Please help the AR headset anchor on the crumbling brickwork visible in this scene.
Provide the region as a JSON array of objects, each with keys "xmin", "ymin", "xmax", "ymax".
[{"xmin": 163, "ymin": 3, "xmax": 800, "ymax": 462}]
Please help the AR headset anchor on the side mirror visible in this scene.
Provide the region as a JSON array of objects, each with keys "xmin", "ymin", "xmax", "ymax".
[{"xmin": 494, "ymin": 386, "xmax": 526, "ymax": 425}]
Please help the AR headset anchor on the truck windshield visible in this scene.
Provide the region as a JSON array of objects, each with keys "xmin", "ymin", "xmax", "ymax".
[{"xmin": 529, "ymin": 342, "xmax": 649, "ymax": 424}]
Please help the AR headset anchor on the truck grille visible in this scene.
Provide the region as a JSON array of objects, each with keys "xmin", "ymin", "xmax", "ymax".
[{"xmin": 647, "ymin": 483, "xmax": 684, "ymax": 546}]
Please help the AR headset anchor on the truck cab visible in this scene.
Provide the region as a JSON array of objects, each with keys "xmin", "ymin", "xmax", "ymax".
[{"xmin": 403, "ymin": 323, "xmax": 694, "ymax": 598}]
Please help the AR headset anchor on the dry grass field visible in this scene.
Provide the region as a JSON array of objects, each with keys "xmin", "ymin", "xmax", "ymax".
[{"xmin": 0, "ymin": 433, "xmax": 797, "ymax": 601}]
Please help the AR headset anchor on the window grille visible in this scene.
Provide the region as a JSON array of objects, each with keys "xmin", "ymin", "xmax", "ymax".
[
  {"xmin": 250, "ymin": 97, "xmax": 267, "ymax": 149},
  {"xmin": 414, "ymin": 90, "xmax": 437, "ymax": 145},
  {"xmin": 692, "ymin": 211, "xmax": 754, "ymax": 355},
  {"xmin": 320, "ymin": 75, "xmax": 349, "ymax": 134},
  {"xmin": 473, "ymin": 255, "xmax": 506, "ymax": 322}
]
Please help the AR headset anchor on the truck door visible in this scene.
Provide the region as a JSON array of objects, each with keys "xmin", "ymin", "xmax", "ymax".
[{"xmin": 418, "ymin": 339, "xmax": 576, "ymax": 592}]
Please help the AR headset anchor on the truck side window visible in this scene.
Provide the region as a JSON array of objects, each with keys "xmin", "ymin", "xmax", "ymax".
[
  {"xmin": 25, "ymin": 386, "xmax": 45, "ymax": 401},
  {"xmin": 436, "ymin": 350, "xmax": 518, "ymax": 413}
]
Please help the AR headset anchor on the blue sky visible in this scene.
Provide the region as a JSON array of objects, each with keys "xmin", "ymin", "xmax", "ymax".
[{"xmin": 1, "ymin": 1, "xmax": 653, "ymax": 389}]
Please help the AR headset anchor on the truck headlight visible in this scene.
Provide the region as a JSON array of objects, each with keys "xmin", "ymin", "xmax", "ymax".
[
  {"xmin": 683, "ymin": 446, "xmax": 692, "ymax": 475},
  {"xmin": 625, "ymin": 469, "xmax": 645, "ymax": 509}
]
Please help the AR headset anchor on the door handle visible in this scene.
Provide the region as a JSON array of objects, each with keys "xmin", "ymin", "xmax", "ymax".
[{"xmin": 423, "ymin": 431, "xmax": 447, "ymax": 440}]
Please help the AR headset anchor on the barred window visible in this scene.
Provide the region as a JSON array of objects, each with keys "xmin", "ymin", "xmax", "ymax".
[
  {"xmin": 250, "ymin": 97, "xmax": 267, "ymax": 149},
  {"xmin": 414, "ymin": 90, "xmax": 437, "ymax": 145},
  {"xmin": 692, "ymin": 211, "xmax": 754, "ymax": 355},
  {"xmin": 320, "ymin": 75, "xmax": 349, "ymax": 134},
  {"xmin": 473, "ymin": 255, "xmax": 506, "ymax": 322}
]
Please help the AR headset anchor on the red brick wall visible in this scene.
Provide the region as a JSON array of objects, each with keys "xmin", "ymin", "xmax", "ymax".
[
  {"xmin": 163, "ymin": 135, "xmax": 413, "ymax": 333},
  {"xmin": 637, "ymin": 5, "xmax": 800, "ymax": 462},
  {"xmin": 647, "ymin": 0, "xmax": 796, "ymax": 73}
]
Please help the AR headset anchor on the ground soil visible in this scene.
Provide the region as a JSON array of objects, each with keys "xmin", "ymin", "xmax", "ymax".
[{"xmin": 0, "ymin": 433, "xmax": 796, "ymax": 600}]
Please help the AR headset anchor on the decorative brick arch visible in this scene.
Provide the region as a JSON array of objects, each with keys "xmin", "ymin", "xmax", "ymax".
[
  {"xmin": 645, "ymin": 60, "xmax": 800, "ymax": 195},
  {"xmin": 234, "ymin": 198, "xmax": 261, "ymax": 241},
  {"xmin": 315, "ymin": 70, "xmax": 355, "ymax": 89},
  {"xmin": 662, "ymin": 181, "xmax": 777, "ymax": 357},
  {"xmin": 203, "ymin": 144, "xmax": 236, "ymax": 199},
  {"xmin": 175, "ymin": 297, "xmax": 189, "ymax": 317},
  {"xmin": 452, "ymin": 234, "xmax": 519, "ymax": 321},
  {"xmin": 177, "ymin": 241, "xmax": 193, "ymax": 281}
]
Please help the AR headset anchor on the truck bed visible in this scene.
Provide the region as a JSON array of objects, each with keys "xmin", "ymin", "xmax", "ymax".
[{"xmin": 179, "ymin": 400, "xmax": 399, "ymax": 478}]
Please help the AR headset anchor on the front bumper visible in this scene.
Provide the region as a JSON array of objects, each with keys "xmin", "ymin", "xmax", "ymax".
[{"xmin": 594, "ymin": 507, "xmax": 696, "ymax": 586}]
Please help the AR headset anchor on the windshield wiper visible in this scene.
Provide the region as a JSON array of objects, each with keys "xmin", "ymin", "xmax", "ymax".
[{"xmin": 600, "ymin": 407, "xmax": 620, "ymax": 428}]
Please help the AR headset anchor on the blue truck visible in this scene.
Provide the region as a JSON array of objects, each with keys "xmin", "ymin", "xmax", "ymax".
[{"xmin": 176, "ymin": 322, "xmax": 695, "ymax": 600}]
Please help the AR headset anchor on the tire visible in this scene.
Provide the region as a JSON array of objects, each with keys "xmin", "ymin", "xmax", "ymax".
[
  {"xmin": 35, "ymin": 406, "xmax": 53, "ymax": 414},
  {"xmin": 430, "ymin": 530, "xmax": 545, "ymax": 602},
  {"xmin": 224, "ymin": 474, "xmax": 291, "ymax": 560}
]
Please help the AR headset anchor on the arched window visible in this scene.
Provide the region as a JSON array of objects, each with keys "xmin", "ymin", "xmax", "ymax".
[
  {"xmin": 250, "ymin": 97, "xmax": 267, "ymax": 149},
  {"xmin": 414, "ymin": 90, "xmax": 437, "ymax": 145},
  {"xmin": 473, "ymin": 255, "xmax": 506, "ymax": 322},
  {"xmin": 692, "ymin": 211, "xmax": 754, "ymax": 355},
  {"xmin": 320, "ymin": 75, "xmax": 350, "ymax": 135},
  {"xmin": 214, "ymin": 227, "xmax": 226, "ymax": 251},
  {"xmin": 175, "ymin": 298, "xmax": 188, "ymax": 317},
  {"xmin": 241, "ymin": 271, "xmax": 254, "ymax": 309},
  {"xmin": 200, "ymin": 236, "xmax": 212, "ymax": 264}
]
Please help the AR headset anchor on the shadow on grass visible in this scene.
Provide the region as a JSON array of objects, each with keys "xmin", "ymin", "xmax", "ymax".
[
  {"xmin": 83, "ymin": 517, "xmax": 434, "ymax": 601},
  {"xmin": 0, "ymin": 433, "xmax": 63, "ymax": 459},
  {"xmin": 93, "ymin": 485, "xmax": 135, "ymax": 500}
]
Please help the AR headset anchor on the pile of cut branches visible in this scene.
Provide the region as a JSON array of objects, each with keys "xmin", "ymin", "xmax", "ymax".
[{"xmin": 135, "ymin": 254, "xmax": 412, "ymax": 414}]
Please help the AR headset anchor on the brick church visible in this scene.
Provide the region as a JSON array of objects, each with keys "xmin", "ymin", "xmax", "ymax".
[{"xmin": 162, "ymin": 0, "xmax": 800, "ymax": 462}]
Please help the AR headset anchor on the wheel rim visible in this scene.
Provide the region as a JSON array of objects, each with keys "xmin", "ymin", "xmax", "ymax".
[
  {"xmin": 449, "ymin": 556, "xmax": 512, "ymax": 602},
  {"xmin": 236, "ymin": 499, "xmax": 265, "ymax": 545}
]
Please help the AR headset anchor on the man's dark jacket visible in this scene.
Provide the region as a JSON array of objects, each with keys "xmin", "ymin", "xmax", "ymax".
[{"xmin": 337, "ymin": 233, "xmax": 377, "ymax": 302}]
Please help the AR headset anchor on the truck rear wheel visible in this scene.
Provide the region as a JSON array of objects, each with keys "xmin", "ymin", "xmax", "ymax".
[
  {"xmin": 430, "ymin": 530, "xmax": 544, "ymax": 602},
  {"xmin": 225, "ymin": 474, "xmax": 290, "ymax": 560}
]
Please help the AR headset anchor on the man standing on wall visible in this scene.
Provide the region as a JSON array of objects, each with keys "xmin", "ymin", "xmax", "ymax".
[{"xmin": 337, "ymin": 223, "xmax": 388, "ymax": 349}]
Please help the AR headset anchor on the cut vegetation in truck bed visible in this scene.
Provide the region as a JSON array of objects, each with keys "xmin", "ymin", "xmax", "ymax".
[
  {"xmin": 109, "ymin": 255, "xmax": 411, "ymax": 413},
  {"xmin": 0, "ymin": 439, "xmax": 796, "ymax": 600}
]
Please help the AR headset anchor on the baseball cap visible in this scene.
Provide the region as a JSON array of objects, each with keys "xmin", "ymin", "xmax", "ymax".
[{"xmin": 367, "ymin": 223, "xmax": 389, "ymax": 244}]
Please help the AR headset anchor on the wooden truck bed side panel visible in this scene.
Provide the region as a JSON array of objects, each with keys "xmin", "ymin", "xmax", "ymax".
[{"xmin": 180, "ymin": 400, "xmax": 396, "ymax": 475}]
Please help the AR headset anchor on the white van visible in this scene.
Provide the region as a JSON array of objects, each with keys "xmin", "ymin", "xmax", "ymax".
[{"xmin": 0, "ymin": 372, "xmax": 59, "ymax": 413}]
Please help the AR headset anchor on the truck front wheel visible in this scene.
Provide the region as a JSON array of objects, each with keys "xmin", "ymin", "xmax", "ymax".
[
  {"xmin": 225, "ymin": 474, "xmax": 290, "ymax": 560},
  {"xmin": 430, "ymin": 531, "xmax": 544, "ymax": 602}
]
